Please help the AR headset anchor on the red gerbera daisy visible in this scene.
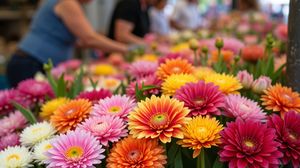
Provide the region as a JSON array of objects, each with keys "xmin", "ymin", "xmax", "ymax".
[{"xmin": 267, "ymin": 111, "xmax": 300, "ymax": 167}]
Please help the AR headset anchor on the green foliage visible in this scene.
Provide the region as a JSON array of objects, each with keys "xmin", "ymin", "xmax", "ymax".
[
  {"xmin": 12, "ymin": 102, "xmax": 37, "ymax": 124},
  {"xmin": 135, "ymin": 82, "xmax": 158, "ymax": 102}
]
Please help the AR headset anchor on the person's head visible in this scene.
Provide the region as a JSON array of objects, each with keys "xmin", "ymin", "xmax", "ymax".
[
  {"xmin": 154, "ymin": 0, "xmax": 167, "ymax": 10},
  {"xmin": 238, "ymin": 0, "xmax": 259, "ymax": 11}
]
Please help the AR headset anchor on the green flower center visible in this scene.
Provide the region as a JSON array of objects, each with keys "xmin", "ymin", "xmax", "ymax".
[
  {"xmin": 65, "ymin": 146, "xmax": 84, "ymax": 159},
  {"xmin": 109, "ymin": 106, "xmax": 121, "ymax": 113},
  {"xmin": 151, "ymin": 113, "xmax": 168, "ymax": 127},
  {"xmin": 244, "ymin": 140, "xmax": 255, "ymax": 148}
]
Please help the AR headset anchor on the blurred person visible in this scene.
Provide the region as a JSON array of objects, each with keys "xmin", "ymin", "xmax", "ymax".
[
  {"xmin": 170, "ymin": 0, "xmax": 202, "ymax": 31},
  {"xmin": 6, "ymin": 0, "xmax": 129, "ymax": 87},
  {"xmin": 149, "ymin": 0, "xmax": 170, "ymax": 36},
  {"xmin": 108, "ymin": 0, "xmax": 156, "ymax": 45}
]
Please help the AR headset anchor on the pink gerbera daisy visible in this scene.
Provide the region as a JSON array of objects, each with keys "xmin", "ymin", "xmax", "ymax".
[
  {"xmin": 128, "ymin": 61, "xmax": 158, "ymax": 79},
  {"xmin": 223, "ymin": 94, "xmax": 266, "ymax": 121},
  {"xmin": 268, "ymin": 111, "xmax": 300, "ymax": 167},
  {"xmin": 0, "ymin": 133, "xmax": 20, "ymax": 150},
  {"xmin": 92, "ymin": 95, "xmax": 136, "ymax": 120},
  {"xmin": 45, "ymin": 130, "xmax": 105, "ymax": 167},
  {"xmin": 0, "ymin": 89, "xmax": 27, "ymax": 115},
  {"xmin": 77, "ymin": 115, "xmax": 127, "ymax": 146},
  {"xmin": 219, "ymin": 119, "xmax": 282, "ymax": 168},
  {"xmin": 174, "ymin": 81, "xmax": 225, "ymax": 116},
  {"xmin": 17, "ymin": 79, "xmax": 54, "ymax": 105},
  {"xmin": 126, "ymin": 75, "xmax": 162, "ymax": 99},
  {"xmin": 0, "ymin": 111, "xmax": 27, "ymax": 137},
  {"xmin": 76, "ymin": 89, "xmax": 112, "ymax": 105}
]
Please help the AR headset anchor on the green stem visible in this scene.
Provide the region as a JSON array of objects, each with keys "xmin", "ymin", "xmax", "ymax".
[
  {"xmin": 197, "ymin": 148, "xmax": 205, "ymax": 168},
  {"xmin": 193, "ymin": 50, "xmax": 198, "ymax": 66}
]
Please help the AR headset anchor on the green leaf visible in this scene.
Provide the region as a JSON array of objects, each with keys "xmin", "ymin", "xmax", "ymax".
[
  {"xmin": 167, "ymin": 141, "xmax": 180, "ymax": 165},
  {"xmin": 212, "ymin": 157, "xmax": 224, "ymax": 168},
  {"xmin": 89, "ymin": 77, "xmax": 99, "ymax": 90},
  {"xmin": 272, "ymin": 63, "xmax": 286, "ymax": 82},
  {"xmin": 12, "ymin": 102, "xmax": 37, "ymax": 124},
  {"xmin": 174, "ymin": 149, "xmax": 183, "ymax": 168},
  {"xmin": 69, "ymin": 67, "xmax": 84, "ymax": 98},
  {"xmin": 141, "ymin": 85, "xmax": 158, "ymax": 91},
  {"xmin": 56, "ymin": 74, "xmax": 67, "ymax": 97},
  {"xmin": 135, "ymin": 83, "xmax": 145, "ymax": 101}
]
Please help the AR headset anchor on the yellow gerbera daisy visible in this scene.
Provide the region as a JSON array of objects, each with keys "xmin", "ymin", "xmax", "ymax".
[
  {"xmin": 136, "ymin": 54, "xmax": 158, "ymax": 62},
  {"xmin": 177, "ymin": 116, "xmax": 223, "ymax": 158},
  {"xmin": 171, "ymin": 43, "xmax": 190, "ymax": 52},
  {"xmin": 204, "ymin": 73, "xmax": 242, "ymax": 94},
  {"xmin": 92, "ymin": 64, "xmax": 117, "ymax": 76},
  {"xmin": 40, "ymin": 98, "xmax": 70, "ymax": 120},
  {"xmin": 162, "ymin": 74, "xmax": 198, "ymax": 96},
  {"xmin": 193, "ymin": 67, "xmax": 216, "ymax": 80}
]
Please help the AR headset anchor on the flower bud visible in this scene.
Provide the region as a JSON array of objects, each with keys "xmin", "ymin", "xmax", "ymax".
[
  {"xmin": 215, "ymin": 37, "xmax": 224, "ymax": 49},
  {"xmin": 189, "ymin": 39, "xmax": 199, "ymax": 51},
  {"xmin": 236, "ymin": 70, "xmax": 253, "ymax": 89},
  {"xmin": 252, "ymin": 76, "xmax": 272, "ymax": 94}
]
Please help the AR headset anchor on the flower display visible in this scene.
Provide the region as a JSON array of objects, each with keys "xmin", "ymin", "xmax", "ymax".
[
  {"xmin": 241, "ymin": 45, "xmax": 265, "ymax": 62},
  {"xmin": 92, "ymin": 63, "xmax": 117, "ymax": 76},
  {"xmin": 267, "ymin": 111, "xmax": 300, "ymax": 167},
  {"xmin": 0, "ymin": 133, "xmax": 20, "ymax": 151},
  {"xmin": 219, "ymin": 119, "xmax": 282, "ymax": 168},
  {"xmin": 77, "ymin": 115, "xmax": 127, "ymax": 146},
  {"xmin": 106, "ymin": 136, "xmax": 167, "ymax": 168},
  {"xmin": 261, "ymin": 84, "xmax": 300, "ymax": 117},
  {"xmin": 252, "ymin": 76, "xmax": 272, "ymax": 94},
  {"xmin": 177, "ymin": 116, "xmax": 223, "ymax": 158},
  {"xmin": 162, "ymin": 74, "xmax": 198, "ymax": 96},
  {"xmin": 204, "ymin": 73, "xmax": 242, "ymax": 95},
  {"xmin": 126, "ymin": 75, "xmax": 162, "ymax": 98},
  {"xmin": 129, "ymin": 60, "xmax": 158, "ymax": 79},
  {"xmin": 0, "ymin": 111, "xmax": 27, "ymax": 137},
  {"xmin": 236, "ymin": 70, "xmax": 253, "ymax": 89},
  {"xmin": 193, "ymin": 67, "xmax": 216, "ymax": 80},
  {"xmin": 50, "ymin": 99, "xmax": 92, "ymax": 133},
  {"xmin": 76, "ymin": 89, "xmax": 112, "ymax": 105},
  {"xmin": 92, "ymin": 95, "xmax": 136, "ymax": 120},
  {"xmin": 0, "ymin": 89, "xmax": 26, "ymax": 115},
  {"xmin": 128, "ymin": 95, "xmax": 190, "ymax": 143},
  {"xmin": 33, "ymin": 139, "xmax": 53, "ymax": 165},
  {"xmin": 0, "ymin": 146, "xmax": 33, "ymax": 168},
  {"xmin": 20, "ymin": 122, "xmax": 56, "ymax": 147},
  {"xmin": 45, "ymin": 130, "xmax": 105, "ymax": 167},
  {"xmin": 157, "ymin": 58, "xmax": 194, "ymax": 80},
  {"xmin": 174, "ymin": 81, "xmax": 225, "ymax": 116},
  {"xmin": 17, "ymin": 79, "xmax": 54, "ymax": 104},
  {"xmin": 40, "ymin": 97, "xmax": 70, "ymax": 120},
  {"xmin": 223, "ymin": 94, "xmax": 266, "ymax": 121}
]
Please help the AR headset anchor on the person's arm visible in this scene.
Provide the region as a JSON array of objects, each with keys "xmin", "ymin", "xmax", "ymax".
[
  {"xmin": 54, "ymin": 0, "xmax": 128, "ymax": 53},
  {"xmin": 115, "ymin": 19, "xmax": 145, "ymax": 45}
]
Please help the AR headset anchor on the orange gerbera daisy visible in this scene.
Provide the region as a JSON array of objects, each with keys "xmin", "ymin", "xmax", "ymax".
[
  {"xmin": 50, "ymin": 99, "xmax": 92, "ymax": 133},
  {"xmin": 128, "ymin": 95, "xmax": 190, "ymax": 143},
  {"xmin": 106, "ymin": 136, "xmax": 167, "ymax": 168},
  {"xmin": 157, "ymin": 58, "xmax": 194, "ymax": 80},
  {"xmin": 261, "ymin": 84, "xmax": 300, "ymax": 117},
  {"xmin": 211, "ymin": 50, "xmax": 234, "ymax": 63}
]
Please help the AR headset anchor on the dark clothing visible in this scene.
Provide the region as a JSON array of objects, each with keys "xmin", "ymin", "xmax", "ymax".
[
  {"xmin": 6, "ymin": 51, "xmax": 44, "ymax": 87},
  {"xmin": 108, "ymin": 0, "xmax": 150, "ymax": 40}
]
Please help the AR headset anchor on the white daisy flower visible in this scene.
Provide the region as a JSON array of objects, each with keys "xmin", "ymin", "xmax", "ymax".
[
  {"xmin": 20, "ymin": 122, "xmax": 56, "ymax": 146},
  {"xmin": 33, "ymin": 139, "xmax": 52, "ymax": 165},
  {"xmin": 0, "ymin": 146, "xmax": 33, "ymax": 168}
]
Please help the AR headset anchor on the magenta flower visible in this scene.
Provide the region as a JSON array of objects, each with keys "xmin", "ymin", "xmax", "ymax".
[
  {"xmin": 92, "ymin": 95, "xmax": 136, "ymax": 120},
  {"xmin": 219, "ymin": 119, "xmax": 282, "ymax": 168},
  {"xmin": 252, "ymin": 76, "xmax": 272, "ymax": 94},
  {"xmin": 126, "ymin": 75, "xmax": 162, "ymax": 99},
  {"xmin": 0, "ymin": 89, "xmax": 27, "ymax": 115},
  {"xmin": 76, "ymin": 89, "xmax": 112, "ymax": 105},
  {"xmin": 0, "ymin": 111, "xmax": 27, "ymax": 137},
  {"xmin": 45, "ymin": 130, "xmax": 105, "ymax": 167},
  {"xmin": 77, "ymin": 115, "xmax": 127, "ymax": 146},
  {"xmin": 158, "ymin": 53, "xmax": 193, "ymax": 65},
  {"xmin": 17, "ymin": 79, "xmax": 54, "ymax": 105},
  {"xmin": 223, "ymin": 94, "xmax": 266, "ymax": 121},
  {"xmin": 274, "ymin": 24, "xmax": 288, "ymax": 42},
  {"xmin": 0, "ymin": 133, "xmax": 20, "ymax": 150},
  {"xmin": 236, "ymin": 70, "xmax": 254, "ymax": 89},
  {"xmin": 128, "ymin": 61, "xmax": 158, "ymax": 79},
  {"xmin": 174, "ymin": 81, "xmax": 225, "ymax": 116},
  {"xmin": 267, "ymin": 111, "xmax": 300, "ymax": 167}
]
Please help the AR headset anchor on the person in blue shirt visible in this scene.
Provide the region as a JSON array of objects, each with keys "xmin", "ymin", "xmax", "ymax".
[{"xmin": 6, "ymin": 0, "xmax": 128, "ymax": 87}]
